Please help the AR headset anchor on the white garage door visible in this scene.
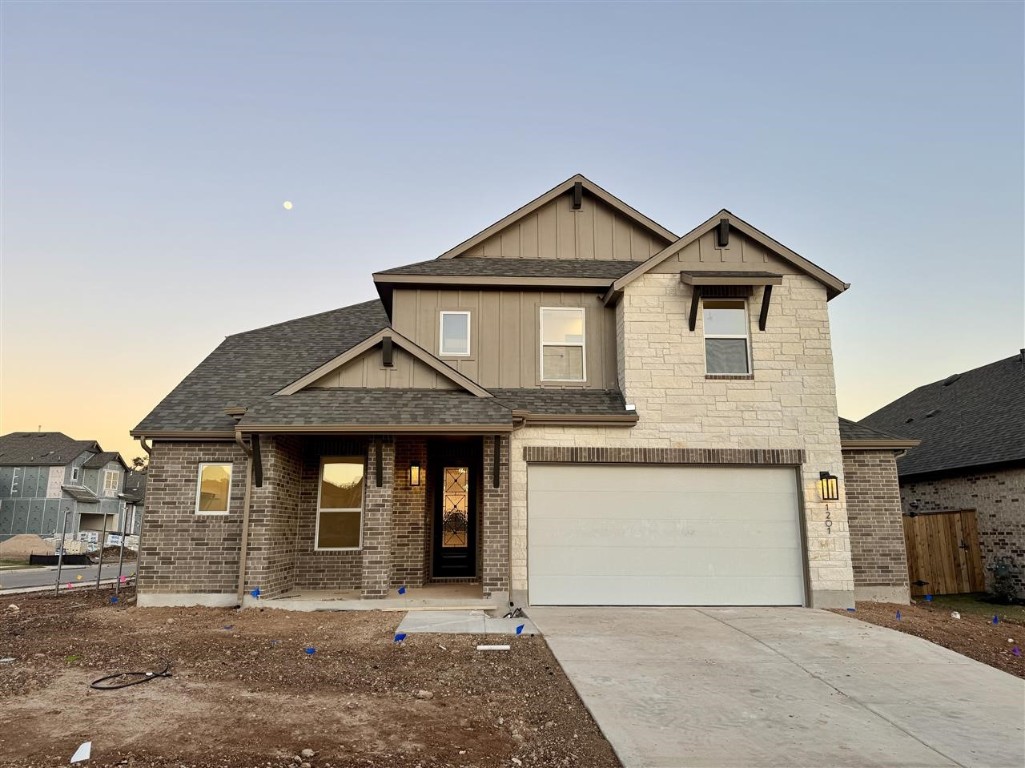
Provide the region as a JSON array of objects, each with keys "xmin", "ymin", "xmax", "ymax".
[{"xmin": 527, "ymin": 465, "xmax": 805, "ymax": 606}]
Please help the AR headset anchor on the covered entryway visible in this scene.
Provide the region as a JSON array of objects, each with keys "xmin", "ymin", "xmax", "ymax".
[{"xmin": 527, "ymin": 465, "xmax": 805, "ymax": 606}]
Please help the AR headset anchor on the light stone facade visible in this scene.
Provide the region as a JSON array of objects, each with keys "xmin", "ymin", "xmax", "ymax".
[{"xmin": 509, "ymin": 271, "xmax": 854, "ymax": 608}]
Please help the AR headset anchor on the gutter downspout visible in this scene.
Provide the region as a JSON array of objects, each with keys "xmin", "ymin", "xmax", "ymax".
[
  {"xmin": 136, "ymin": 437, "xmax": 153, "ymax": 457},
  {"xmin": 235, "ymin": 432, "xmax": 253, "ymax": 605}
]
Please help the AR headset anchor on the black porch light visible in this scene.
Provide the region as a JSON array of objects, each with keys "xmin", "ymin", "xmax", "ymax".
[
  {"xmin": 818, "ymin": 471, "xmax": 840, "ymax": 502},
  {"xmin": 409, "ymin": 461, "xmax": 422, "ymax": 487}
]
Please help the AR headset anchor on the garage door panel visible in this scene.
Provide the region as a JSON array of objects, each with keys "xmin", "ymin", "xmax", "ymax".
[
  {"xmin": 529, "ymin": 517, "xmax": 800, "ymax": 549},
  {"xmin": 530, "ymin": 490, "xmax": 798, "ymax": 522},
  {"xmin": 527, "ymin": 465, "xmax": 805, "ymax": 606},
  {"xmin": 535, "ymin": 574, "xmax": 806, "ymax": 606},
  {"xmin": 530, "ymin": 544, "xmax": 805, "ymax": 578}
]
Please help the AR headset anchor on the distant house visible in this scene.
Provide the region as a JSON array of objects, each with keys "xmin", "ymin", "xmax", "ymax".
[
  {"xmin": 862, "ymin": 352, "xmax": 1025, "ymax": 597},
  {"xmin": 0, "ymin": 432, "xmax": 129, "ymax": 540},
  {"xmin": 120, "ymin": 470, "xmax": 146, "ymax": 536}
]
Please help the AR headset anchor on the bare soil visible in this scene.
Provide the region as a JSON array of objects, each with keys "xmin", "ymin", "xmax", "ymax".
[
  {"xmin": 0, "ymin": 589, "xmax": 620, "ymax": 768},
  {"xmin": 833, "ymin": 600, "xmax": 1025, "ymax": 678}
]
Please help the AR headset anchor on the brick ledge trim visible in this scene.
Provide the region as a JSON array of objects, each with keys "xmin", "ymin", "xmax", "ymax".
[{"xmin": 523, "ymin": 446, "xmax": 805, "ymax": 466}]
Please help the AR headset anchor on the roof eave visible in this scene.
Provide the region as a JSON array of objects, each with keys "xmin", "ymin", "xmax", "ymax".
[
  {"xmin": 372, "ymin": 274, "xmax": 614, "ymax": 290},
  {"xmin": 841, "ymin": 439, "xmax": 921, "ymax": 451},
  {"xmin": 236, "ymin": 424, "xmax": 514, "ymax": 435}
]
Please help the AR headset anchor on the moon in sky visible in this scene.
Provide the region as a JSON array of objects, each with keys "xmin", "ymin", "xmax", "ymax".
[{"xmin": 282, "ymin": 201, "xmax": 293, "ymax": 210}]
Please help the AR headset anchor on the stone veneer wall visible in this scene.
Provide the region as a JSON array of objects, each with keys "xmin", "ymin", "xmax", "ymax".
[
  {"xmin": 900, "ymin": 467, "xmax": 1025, "ymax": 598},
  {"xmin": 509, "ymin": 272, "xmax": 853, "ymax": 608},
  {"xmin": 842, "ymin": 449, "xmax": 910, "ymax": 603},
  {"xmin": 138, "ymin": 441, "xmax": 248, "ymax": 598},
  {"xmin": 392, "ymin": 437, "xmax": 428, "ymax": 587},
  {"xmin": 244, "ymin": 436, "xmax": 303, "ymax": 598}
]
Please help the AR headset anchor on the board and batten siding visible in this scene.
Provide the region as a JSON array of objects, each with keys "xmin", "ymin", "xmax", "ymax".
[
  {"xmin": 463, "ymin": 191, "xmax": 667, "ymax": 261},
  {"xmin": 309, "ymin": 347, "xmax": 458, "ymax": 390},
  {"xmin": 650, "ymin": 229, "xmax": 803, "ymax": 274},
  {"xmin": 391, "ymin": 289, "xmax": 618, "ymax": 390}
]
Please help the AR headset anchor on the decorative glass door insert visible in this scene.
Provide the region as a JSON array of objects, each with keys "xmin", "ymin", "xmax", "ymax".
[{"xmin": 442, "ymin": 467, "xmax": 469, "ymax": 548}]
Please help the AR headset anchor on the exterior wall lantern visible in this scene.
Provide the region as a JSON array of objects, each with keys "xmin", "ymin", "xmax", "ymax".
[
  {"xmin": 409, "ymin": 461, "xmax": 422, "ymax": 487},
  {"xmin": 818, "ymin": 471, "xmax": 840, "ymax": 502}
]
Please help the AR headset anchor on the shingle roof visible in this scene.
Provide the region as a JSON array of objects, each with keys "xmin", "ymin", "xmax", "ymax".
[
  {"xmin": 237, "ymin": 390, "xmax": 514, "ymax": 428},
  {"xmin": 0, "ymin": 433, "xmax": 100, "ymax": 467},
  {"xmin": 62, "ymin": 485, "xmax": 100, "ymax": 503},
  {"xmin": 121, "ymin": 472, "xmax": 147, "ymax": 503},
  {"xmin": 491, "ymin": 389, "xmax": 629, "ymax": 415},
  {"xmin": 375, "ymin": 258, "xmax": 635, "ymax": 280},
  {"xmin": 82, "ymin": 451, "xmax": 124, "ymax": 469},
  {"xmin": 133, "ymin": 300, "xmax": 390, "ymax": 434},
  {"xmin": 861, "ymin": 353, "xmax": 1025, "ymax": 477},
  {"xmin": 837, "ymin": 417, "xmax": 912, "ymax": 443}
]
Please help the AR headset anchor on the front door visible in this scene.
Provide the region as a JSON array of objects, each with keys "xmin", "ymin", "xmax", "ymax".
[{"xmin": 431, "ymin": 454, "xmax": 478, "ymax": 579}]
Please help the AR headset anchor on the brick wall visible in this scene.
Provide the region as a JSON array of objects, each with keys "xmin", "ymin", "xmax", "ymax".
[
  {"xmin": 361, "ymin": 438, "xmax": 394, "ymax": 598},
  {"xmin": 138, "ymin": 441, "xmax": 248, "ymax": 595},
  {"xmin": 510, "ymin": 272, "xmax": 853, "ymax": 608},
  {"xmin": 245, "ymin": 436, "xmax": 302, "ymax": 598},
  {"xmin": 901, "ymin": 467, "xmax": 1025, "ymax": 597},
  {"xmin": 392, "ymin": 437, "xmax": 428, "ymax": 587},
  {"xmin": 482, "ymin": 435, "xmax": 510, "ymax": 598},
  {"xmin": 842, "ymin": 449, "xmax": 910, "ymax": 602}
]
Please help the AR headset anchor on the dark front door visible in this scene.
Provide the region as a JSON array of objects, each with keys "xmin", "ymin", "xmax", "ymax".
[{"xmin": 431, "ymin": 445, "xmax": 479, "ymax": 579}]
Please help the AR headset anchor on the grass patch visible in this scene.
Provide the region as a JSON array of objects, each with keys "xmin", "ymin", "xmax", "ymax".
[{"xmin": 918, "ymin": 593, "xmax": 1025, "ymax": 623}]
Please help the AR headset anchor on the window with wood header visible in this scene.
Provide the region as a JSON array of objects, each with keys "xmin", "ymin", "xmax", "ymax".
[{"xmin": 703, "ymin": 299, "xmax": 751, "ymax": 375}]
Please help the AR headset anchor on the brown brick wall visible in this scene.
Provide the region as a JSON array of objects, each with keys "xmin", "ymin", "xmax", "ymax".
[
  {"xmin": 842, "ymin": 449, "xmax": 909, "ymax": 594},
  {"xmin": 392, "ymin": 438, "xmax": 428, "ymax": 587},
  {"xmin": 245, "ymin": 436, "xmax": 303, "ymax": 598},
  {"xmin": 482, "ymin": 435, "xmax": 510, "ymax": 597},
  {"xmin": 523, "ymin": 446, "xmax": 805, "ymax": 466},
  {"xmin": 361, "ymin": 438, "xmax": 394, "ymax": 598},
  {"xmin": 138, "ymin": 441, "xmax": 248, "ymax": 595},
  {"xmin": 901, "ymin": 468, "xmax": 1025, "ymax": 597}
]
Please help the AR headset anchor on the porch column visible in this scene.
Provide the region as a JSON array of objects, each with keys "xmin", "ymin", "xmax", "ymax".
[
  {"xmin": 245, "ymin": 435, "xmax": 302, "ymax": 598},
  {"xmin": 482, "ymin": 435, "xmax": 510, "ymax": 599},
  {"xmin": 361, "ymin": 437, "xmax": 394, "ymax": 599}
]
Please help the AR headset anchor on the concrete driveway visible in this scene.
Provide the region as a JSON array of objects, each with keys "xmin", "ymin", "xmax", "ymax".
[{"xmin": 528, "ymin": 607, "xmax": 1025, "ymax": 768}]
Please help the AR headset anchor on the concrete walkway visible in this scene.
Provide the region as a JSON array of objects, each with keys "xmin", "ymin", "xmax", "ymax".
[
  {"xmin": 528, "ymin": 606, "xmax": 1025, "ymax": 768},
  {"xmin": 396, "ymin": 610, "xmax": 540, "ymax": 635}
]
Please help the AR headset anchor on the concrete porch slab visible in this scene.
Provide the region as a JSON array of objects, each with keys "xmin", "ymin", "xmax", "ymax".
[
  {"xmin": 242, "ymin": 582, "xmax": 501, "ymax": 613},
  {"xmin": 397, "ymin": 610, "xmax": 540, "ymax": 635}
]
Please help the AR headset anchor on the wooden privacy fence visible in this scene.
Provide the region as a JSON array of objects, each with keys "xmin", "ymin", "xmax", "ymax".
[{"xmin": 903, "ymin": 510, "xmax": 986, "ymax": 596}]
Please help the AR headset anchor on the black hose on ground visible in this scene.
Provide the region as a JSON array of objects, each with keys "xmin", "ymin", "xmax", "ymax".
[{"xmin": 90, "ymin": 661, "xmax": 172, "ymax": 690}]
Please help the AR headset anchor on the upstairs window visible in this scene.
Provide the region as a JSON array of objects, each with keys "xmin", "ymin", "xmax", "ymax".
[
  {"xmin": 317, "ymin": 456, "xmax": 365, "ymax": 550},
  {"xmin": 195, "ymin": 463, "xmax": 232, "ymax": 514},
  {"xmin": 103, "ymin": 470, "xmax": 119, "ymax": 496},
  {"xmin": 71, "ymin": 466, "xmax": 80, "ymax": 482},
  {"xmin": 439, "ymin": 311, "xmax": 471, "ymax": 357},
  {"xmin": 541, "ymin": 307, "xmax": 586, "ymax": 382},
  {"xmin": 703, "ymin": 299, "xmax": 751, "ymax": 375}
]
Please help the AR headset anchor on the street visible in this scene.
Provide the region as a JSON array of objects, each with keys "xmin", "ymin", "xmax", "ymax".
[{"xmin": 0, "ymin": 562, "xmax": 136, "ymax": 592}]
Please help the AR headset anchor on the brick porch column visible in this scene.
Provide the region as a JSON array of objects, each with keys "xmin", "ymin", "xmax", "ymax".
[
  {"xmin": 361, "ymin": 437, "xmax": 394, "ymax": 599},
  {"xmin": 482, "ymin": 435, "xmax": 510, "ymax": 598}
]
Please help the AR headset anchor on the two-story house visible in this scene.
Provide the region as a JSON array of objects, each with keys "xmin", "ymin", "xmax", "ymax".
[
  {"xmin": 132, "ymin": 175, "xmax": 914, "ymax": 610},
  {"xmin": 0, "ymin": 432, "xmax": 128, "ymax": 540}
]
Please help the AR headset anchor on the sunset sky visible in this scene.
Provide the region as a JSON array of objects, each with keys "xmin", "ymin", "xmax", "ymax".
[{"xmin": 2, "ymin": 1, "xmax": 1022, "ymax": 461}]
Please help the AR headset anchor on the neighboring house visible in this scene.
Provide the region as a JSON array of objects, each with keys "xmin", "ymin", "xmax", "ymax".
[
  {"xmin": 0, "ymin": 432, "xmax": 128, "ymax": 539},
  {"xmin": 862, "ymin": 352, "xmax": 1025, "ymax": 597},
  {"xmin": 120, "ymin": 471, "xmax": 147, "ymax": 536},
  {"xmin": 133, "ymin": 173, "xmax": 907, "ymax": 610}
]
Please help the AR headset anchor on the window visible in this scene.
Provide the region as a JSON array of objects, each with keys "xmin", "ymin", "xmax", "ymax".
[
  {"xmin": 703, "ymin": 299, "xmax": 751, "ymax": 375},
  {"xmin": 71, "ymin": 466, "xmax": 79, "ymax": 482},
  {"xmin": 439, "ymin": 311, "xmax": 471, "ymax": 356},
  {"xmin": 195, "ymin": 463, "xmax": 232, "ymax": 514},
  {"xmin": 103, "ymin": 470, "xmax": 119, "ymax": 496},
  {"xmin": 316, "ymin": 456, "xmax": 365, "ymax": 549},
  {"xmin": 540, "ymin": 307, "xmax": 585, "ymax": 382}
]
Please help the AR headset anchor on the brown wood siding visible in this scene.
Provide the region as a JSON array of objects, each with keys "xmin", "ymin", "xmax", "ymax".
[
  {"xmin": 650, "ymin": 230, "xmax": 802, "ymax": 274},
  {"xmin": 464, "ymin": 191, "xmax": 664, "ymax": 261},
  {"xmin": 392, "ymin": 288, "xmax": 617, "ymax": 389},
  {"xmin": 309, "ymin": 347, "xmax": 458, "ymax": 390},
  {"xmin": 903, "ymin": 510, "xmax": 986, "ymax": 596}
]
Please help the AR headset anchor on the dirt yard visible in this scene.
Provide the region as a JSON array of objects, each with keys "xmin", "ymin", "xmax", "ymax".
[
  {"xmin": 834, "ymin": 600, "xmax": 1025, "ymax": 678},
  {"xmin": 0, "ymin": 589, "xmax": 620, "ymax": 768}
]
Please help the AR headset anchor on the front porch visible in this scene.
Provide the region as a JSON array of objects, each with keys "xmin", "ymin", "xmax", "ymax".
[{"xmin": 240, "ymin": 433, "xmax": 510, "ymax": 606}]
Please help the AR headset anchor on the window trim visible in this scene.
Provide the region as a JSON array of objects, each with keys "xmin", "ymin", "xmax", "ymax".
[
  {"xmin": 194, "ymin": 462, "xmax": 233, "ymax": 516},
  {"xmin": 315, "ymin": 455, "xmax": 366, "ymax": 552},
  {"xmin": 102, "ymin": 469, "xmax": 119, "ymax": 496},
  {"xmin": 702, "ymin": 298, "xmax": 753, "ymax": 376},
  {"xmin": 539, "ymin": 306, "xmax": 587, "ymax": 383},
  {"xmin": 439, "ymin": 311, "xmax": 472, "ymax": 358}
]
